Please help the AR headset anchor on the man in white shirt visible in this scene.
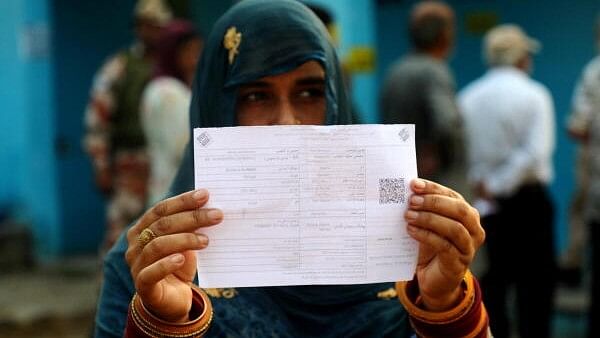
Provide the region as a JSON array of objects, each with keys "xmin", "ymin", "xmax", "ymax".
[{"xmin": 458, "ymin": 24, "xmax": 556, "ymax": 338}]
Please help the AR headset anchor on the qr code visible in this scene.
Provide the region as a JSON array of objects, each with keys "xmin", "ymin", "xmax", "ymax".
[{"xmin": 379, "ymin": 178, "xmax": 406, "ymax": 204}]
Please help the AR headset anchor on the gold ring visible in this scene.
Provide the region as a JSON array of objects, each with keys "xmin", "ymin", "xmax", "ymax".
[{"xmin": 137, "ymin": 228, "xmax": 157, "ymax": 249}]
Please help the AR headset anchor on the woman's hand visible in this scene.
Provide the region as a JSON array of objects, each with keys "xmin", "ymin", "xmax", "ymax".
[
  {"xmin": 405, "ymin": 179, "xmax": 485, "ymax": 311},
  {"xmin": 125, "ymin": 189, "xmax": 223, "ymax": 323}
]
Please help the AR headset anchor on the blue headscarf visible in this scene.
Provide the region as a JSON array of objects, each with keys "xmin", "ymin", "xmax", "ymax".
[
  {"xmin": 169, "ymin": 1, "xmax": 406, "ymax": 334},
  {"xmin": 189, "ymin": 0, "xmax": 350, "ymax": 128}
]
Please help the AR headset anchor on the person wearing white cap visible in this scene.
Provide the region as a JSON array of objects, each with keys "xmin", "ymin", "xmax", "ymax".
[
  {"xmin": 83, "ymin": 0, "xmax": 173, "ymax": 254},
  {"xmin": 458, "ymin": 24, "xmax": 556, "ymax": 338}
]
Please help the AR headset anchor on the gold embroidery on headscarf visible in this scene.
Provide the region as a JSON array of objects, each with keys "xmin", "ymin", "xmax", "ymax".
[
  {"xmin": 204, "ymin": 288, "xmax": 238, "ymax": 299},
  {"xmin": 223, "ymin": 26, "xmax": 242, "ymax": 64},
  {"xmin": 221, "ymin": 288, "xmax": 238, "ymax": 299},
  {"xmin": 376, "ymin": 287, "xmax": 398, "ymax": 300}
]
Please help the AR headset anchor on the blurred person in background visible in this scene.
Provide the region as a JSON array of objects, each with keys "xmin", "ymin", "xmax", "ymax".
[
  {"xmin": 380, "ymin": 0, "xmax": 467, "ymax": 196},
  {"xmin": 458, "ymin": 24, "xmax": 556, "ymax": 338},
  {"xmin": 141, "ymin": 20, "xmax": 203, "ymax": 207},
  {"xmin": 567, "ymin": 16, "xmax": 600, "ymax": 338},
  {"xmin": 83, "ymin": 0, "xmax": 172, "ymax": 252},
  {"xmin": 559, "ymin": 117, "xmax": 589, "ymax": 289}
]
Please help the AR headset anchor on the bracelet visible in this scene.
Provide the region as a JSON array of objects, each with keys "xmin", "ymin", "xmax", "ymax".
[
  {"xmin": 396, "ymin": 271, "xmax": 490, "ymax": 338},
  {"xmin": 396, "ymin": 270, "xmax": 475, "ymax": 325},
  {"xmin": 130, "ymin": 285, "xmax": 213, "ymax": 337}
]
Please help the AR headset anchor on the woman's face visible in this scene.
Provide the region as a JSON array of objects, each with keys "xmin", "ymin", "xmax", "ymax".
[{"xmin": 235, "ymin": 61, "xmax": 326, "ymax": 126}]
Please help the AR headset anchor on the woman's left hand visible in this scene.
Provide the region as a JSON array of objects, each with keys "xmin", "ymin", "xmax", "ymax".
[{"xmin": 405, "ymin": 178, "xmax": 485, "ymax": 311}]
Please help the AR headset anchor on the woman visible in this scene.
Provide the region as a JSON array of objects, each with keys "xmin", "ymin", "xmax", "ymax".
[
  {"xmin": 141, "ymin": 20, "xmax": 203, "ymax": 206},
  {"xmin": 95, "ymin": 1, "xmax": 487, "ymax": 337}
]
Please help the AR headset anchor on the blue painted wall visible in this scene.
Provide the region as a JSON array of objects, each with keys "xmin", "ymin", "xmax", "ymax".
[
  {"xmin": 24, "ymin": 0, "xmax": 60, "ymax": 257},
  {"xmin": 0, "ymin": 1, "xmax": 27, "ymax": 215},
  {"xmin": 376, "ymin": 0, "xmax": 600, "ymax": 252},
  {"xmin": 0, "ymin": 0, "xmax": 60, "ymax": 257}
]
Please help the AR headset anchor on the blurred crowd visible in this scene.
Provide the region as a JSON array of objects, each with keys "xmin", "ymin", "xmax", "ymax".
[
  {"xmin": 379, "ymin": 2, "xmax": 600, "ymax": 337},
  {"xmin": 381, "ymin": 3, "xmax": 600, "ymax": 338}
]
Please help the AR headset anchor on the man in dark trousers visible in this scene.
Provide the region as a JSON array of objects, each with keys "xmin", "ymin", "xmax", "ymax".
[{"xmin": 459, "ymin": 24, "xmax": 556, "ymax": 338}]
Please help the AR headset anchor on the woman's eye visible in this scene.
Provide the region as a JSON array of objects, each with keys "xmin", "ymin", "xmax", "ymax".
[
  {"xmin": 298, "ymin": 87, "xmax": 325, "ymax": 99},
  {"xmin": 240, "ymin": 91, "xmax": 268, "ymax": 103}
]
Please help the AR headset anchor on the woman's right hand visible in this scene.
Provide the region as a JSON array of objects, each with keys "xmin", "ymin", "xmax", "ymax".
[{"xmin": 125, "ymin": 189, "xmax": 223, "ymax": 323}]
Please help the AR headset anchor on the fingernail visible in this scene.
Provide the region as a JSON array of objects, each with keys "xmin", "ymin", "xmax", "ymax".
[
  {"xmin": 406, "ymin": 210, "xmax": 419, "ymax": 220},
  {"xmin": 197, "ymin": 234, "xmax": 209, "ymax": 246},
  {"xmin": 207, "ymin": 209, "xmax": 223, "ymax": 222},
  {"xmin": 193, "ymin": 189, "xmax": 208, "ymax": 200},
  {"xmin": 406, "ymin": 225, "xmax": 417, "ymax": 233},
  {"xmin": 170, "ymin": 254, "xmax": 184, "ymax": 264},
  {"xmin": 413, "ymin": 179, "xmax": 426, "ymax": 190},
  {"xmin": 411, "ymin": 195, "xmax": 424, "ymax": 206}
]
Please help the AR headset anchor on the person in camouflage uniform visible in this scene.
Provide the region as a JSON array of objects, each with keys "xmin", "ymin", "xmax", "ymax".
[{"xmin": 83, "ymin": 0, "xmax": 172, "ymax": 251}]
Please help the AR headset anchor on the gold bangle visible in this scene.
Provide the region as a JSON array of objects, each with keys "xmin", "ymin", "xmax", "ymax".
[
  {"xmin": 131, "ymin": 286, "xmax": 213, "ymax": 337},
  {"xmin": 396, "ymin": 270, "xmax": 475, "ymax": 325}
]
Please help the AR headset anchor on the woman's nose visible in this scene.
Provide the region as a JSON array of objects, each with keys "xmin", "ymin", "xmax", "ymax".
[{"xmin": 274, "ymin": 99, "xmax": 298, "ymax": 125}]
